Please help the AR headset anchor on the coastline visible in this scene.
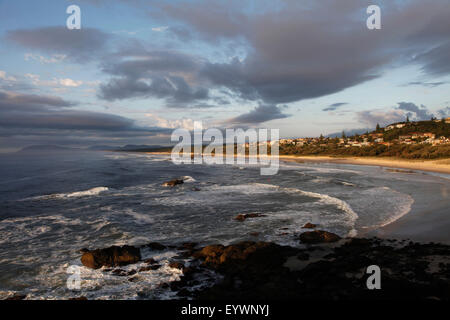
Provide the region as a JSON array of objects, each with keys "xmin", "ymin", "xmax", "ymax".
[
  {"xmin": 279, "ymin": 155, "xmax": 450, "ymax": 175},
  {"xmin": 143, "ymin": 151, "xmax": 450, "ymax": 244},
  {"xmin": 143, "ymin": 151, "xmax": 450, "ymax": 175}
]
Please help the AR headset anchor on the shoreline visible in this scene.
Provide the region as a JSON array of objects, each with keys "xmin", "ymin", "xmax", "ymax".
[
  {"xmin": 142, "ymin": 151, "xmax": 450, "ymax": 175},
  {"xmin": 279, "ymin": 155, "xmax": 450, "ymax": 175},
  {"xmin": 142, "ymin": 151, "xmax": 450, "ymax": 244}
]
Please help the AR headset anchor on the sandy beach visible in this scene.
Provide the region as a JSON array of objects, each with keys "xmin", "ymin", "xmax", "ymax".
[
  {"xmin": 278, "ymin": 155, "xmax": 450, "ymax": 175},
  {"xmin": 146, "ymin": 152, "xmax": 450, "ymax": 174}
]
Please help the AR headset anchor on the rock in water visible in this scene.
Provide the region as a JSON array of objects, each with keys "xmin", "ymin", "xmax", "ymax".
[
  {"xmin": 298, "ymin": 230, "xmax": 341, "ymax": 244},
  {"xmin": 81, "ymin": 245, "xmax": 141, "ymax": 269},
  {"xmin": 302, "ymin": 222, "xmax": 317, "ymax": 229},
  {"xmin": 234, "ymin": 213, "xmax": 265, "ymax": 221},
  {"xmin": 162, "ymin": 179, "xmax": 184, "ymax": 187}
]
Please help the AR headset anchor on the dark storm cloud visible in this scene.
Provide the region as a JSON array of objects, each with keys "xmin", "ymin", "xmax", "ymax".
[
  {"xmin": 323, "ymin": 103, "xmax": 349, "ymax": 112},
  {"xmin": 0, "ymin": 90, "xmax": 170, "ymax": 135},
  {"xmin": 98, "ymin": 50, "xmax": 210, "ymax": 105},
  {"xmin": 226, "ymin": 104, "xmax": 290, "ymax": 125},
  {"xmin": 6, "ymin": 27, "xmax": 111, "ymax": 62},
  {"xmin": 0, "ymin": 90, "xmax": 75, "ymax": 112},
  {"xmin": 415, "ymin": 42, "xmax": 450, "ymax": 76},
  {"xmin": 153, "ymin": 0, "xmax": 450, "ymax": 105}
]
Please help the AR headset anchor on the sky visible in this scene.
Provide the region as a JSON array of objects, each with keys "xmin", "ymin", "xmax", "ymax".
[{"xmin": 1, "ymin": 0, "xmax": 450, "ymax": 152}]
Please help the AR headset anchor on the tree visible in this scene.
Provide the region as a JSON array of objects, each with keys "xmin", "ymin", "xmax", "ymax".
[
  {"xmin": 406, "ymin": 116, "xmax": 410, "ymax": 123},
  {"xmin": 342, "ymin": 131, "xmax": 346, "ymax": 139},
  {"xmin": 376, "ymin": 123, "xmax": 381, "ymax": 132}
]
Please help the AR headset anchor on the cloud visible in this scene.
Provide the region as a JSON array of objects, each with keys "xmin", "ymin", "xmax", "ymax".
[
  {"xmin": 155, "ymin": 0, "xmax": 450, "ymax": 106},
  {"xmin": 396, "ymin": 102, "xmax": 434, "ymax": 120},
  {"xmin": 357, "ymin": 109, "xmax": 405, "ymax": 127},
  {"xmin": 24, "ymin": 53, "xmax": 67, "ymax": 64},
  {"xmin": 0, "ymin": 90, "xmax": 171, "ymax": 137},
  {"xmin": 6, "ymin": 27, "xmax": 111, "ymax": 62},
  {"xmin": 357, "ymin": 102, "xmax": 436, "ymax": 127},
  {"xmin": 98, "ymin": 49, "xmax": 210, "ymax": 106},
  {"xmin": 437, "ymin": 107, "xmax": 450, "ymax": 118},
  {"xmin": 0, "ymin": 90, "xmax": 75, "ymax": 111},
  {"xmin": 59, "ymin": 78, "xmax": 83, "ymax": 87},
  {"xmin": 225, "ymin": 104, "xmax": 290, "ymax": 125},
  {"xmin": 323, "ymin": 103, "xmax": 348, "ymax": 112},
  {"xmin": 152, "ymin": 26, "xmax": 169, "ymax": 32},
  {"xmin": 405, "ymin": 81, "xmax": 446, "ymax": 88}
]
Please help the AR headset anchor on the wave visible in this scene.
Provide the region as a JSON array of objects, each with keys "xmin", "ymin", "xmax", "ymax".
[
  {"xmin": 25, "ymin": 187, "xmax": 109, "ymax": 200},
  {"xmin": 182, "ymin": 176, "xmax": 196, "ymax": 183},
  {"xmin": 354, "ymin": 187, "xmax": 414, "ymax": 229}
]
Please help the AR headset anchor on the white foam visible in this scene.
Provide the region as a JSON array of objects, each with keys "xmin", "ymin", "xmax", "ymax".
[
  {"xmin": 26, "ymin": 187, "xmax": 109, "ymax": 200},
  {"xmin": 182, "ymin": 176, "xmax": 196, "ymax": 182},
  {"xmin": 352, "ymin": 187, "xmax": 414, "ymax": 229}
]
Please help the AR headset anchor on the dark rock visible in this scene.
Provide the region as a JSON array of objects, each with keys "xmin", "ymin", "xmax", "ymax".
[
  {"xmin": 249, "ymin": 232, "xmax": 260, "ymax": 237},
  {"xmin": 127, "ymin": 270, "xmax": 137, "ymax": 276},
  {"xmin": 111, "ymin": 269, "xmax": 127, "ymax": 276},
  {"xmin": 234, "ymin": 213, "xmax": 265, "ymax": 222},
  {"xmin": 145, "ymin": 242, "xmax": 166, "ymax": 251},
  {"xmin": 302, "ymin": 222, "xmax": 317, "ymax": 229},
  {"xmin": 79, "ymin": 248, "xmax": 90, "ymax": 254},
  {"xmin": 169, "ymin": 261, "xmax": 185, "ymax": 270},
  {"xmin": 5, "ymin": 294, "xmax": 27, "ymax": 300},
  {"xmin": 298, "ymin": 230, "xmax": 341, "ymax": 244},
  {"xmin": 139, "ymin": 264, "xmax": 161, "ymax": 272},
  {"xmin": 297, "ymin": 252, "xmax": 310, "ymax": 261},
  {"xmin": 158, "ymin": 282, "xmax": 170, "ymax": 289},
  {"xmin": 188, "ymin": 238, "xmax": 450, "ymax": 300},
  {"xmin": 144, "ymin": 258, "xmax": 158, "ymax": 264},
  {"xmin": 81, "ymin": 245, "xmax": 141, "ymax": 269},
  {"xmin": 69, "ymin": 296, "xmax": 87, "ymax": 300},
  {"xmin": 162, "ymin": 179, "xmax": 184, "ymax": 187}
]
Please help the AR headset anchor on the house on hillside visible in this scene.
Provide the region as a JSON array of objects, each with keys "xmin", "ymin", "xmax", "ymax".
[{"xmin": 385, "ymin": 123, "xmax": 407, "ymax": 131}]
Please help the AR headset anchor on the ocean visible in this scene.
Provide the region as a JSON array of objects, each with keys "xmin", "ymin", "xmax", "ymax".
[{"xmin": 0, "ymin": 150, "xmax": 449, "ymax": 299}]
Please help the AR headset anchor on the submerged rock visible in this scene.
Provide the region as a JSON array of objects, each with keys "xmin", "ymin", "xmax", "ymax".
[
  {"xmin": 234, "ymin": 213, "xmax": 265, "ymax": 221},
  {"xmin": 80, "ymin": 245, "xmax": 141, "ymax": 269},
  {"xmin": 302, "ymin": 222, "xmax": 317, "ymax": 229},
  {"xmin": 298, "ymin": 230, "xmax": 341, "ymax": 244},
  {"xmin": 162, "ymin": 179, "xmax": 184, "ymax": 187}
]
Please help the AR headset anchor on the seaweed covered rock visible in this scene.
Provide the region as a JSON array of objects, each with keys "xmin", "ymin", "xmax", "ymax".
[
  {"xmin": 81, "ymin": 245, "xmax": 141, "ymax": 269},
  {"xmin": 298, "ymin": 230, "xmax": 341, "ymax": 244}
]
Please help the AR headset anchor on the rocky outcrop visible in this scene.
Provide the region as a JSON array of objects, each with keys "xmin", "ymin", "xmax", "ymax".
[
  {"xmin": 81, "ymin": 245, "xmax": 141, "ymax": 269},
  {"xmin": 298, "ymin": 230, "xmax": 341, "ymax": 244},
  {"xmin": 302, "ymin": 222, "xmax": 317, "ymax": 229},
  {"xmin": 187, "ymin": 238, "xmax": 450, "ymax": 300},
  {"xmin": 162, "ymin": 179, "xmax": 184, "ymax": 187},
  {"xmin": 234, "ymin": 213, "xmax": 265, "ymax": 221}
]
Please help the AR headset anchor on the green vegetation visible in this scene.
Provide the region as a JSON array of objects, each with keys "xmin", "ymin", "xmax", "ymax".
[{"xmin": 383, "ymin": 120, "xmax": 449, "ymax": 141}]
